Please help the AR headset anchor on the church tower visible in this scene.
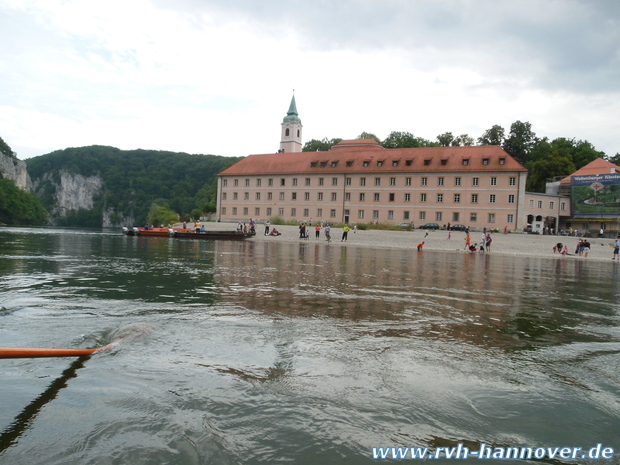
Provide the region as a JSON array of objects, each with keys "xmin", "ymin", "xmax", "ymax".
[{"xmin": 279, "ymin": 94, "xmax": 303, "ymax": 153}]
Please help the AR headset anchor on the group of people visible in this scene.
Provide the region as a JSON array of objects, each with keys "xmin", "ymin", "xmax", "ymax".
[
  {"xmin": 463, "ymin": 233, "xmax": 492, "ymax": 253},
  {"xmin": 553, "ymin": 239, "xmax": 593, "ymax": 257}
]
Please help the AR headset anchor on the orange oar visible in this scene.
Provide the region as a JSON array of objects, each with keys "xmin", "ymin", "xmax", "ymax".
[{"xmin": 0, "ymin": 341, "xmax": 119, "ymax": 359}]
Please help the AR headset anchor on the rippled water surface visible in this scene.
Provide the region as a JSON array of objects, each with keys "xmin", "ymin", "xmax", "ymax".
[{"xmin": 1, "ymin": 228, "xmax": 619, "ymax": 464}]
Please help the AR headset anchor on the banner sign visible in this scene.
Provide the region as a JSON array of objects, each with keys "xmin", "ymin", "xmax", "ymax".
[{"xmin": 570, "ymin": 173, "xmax": 620, "ymax": 217}]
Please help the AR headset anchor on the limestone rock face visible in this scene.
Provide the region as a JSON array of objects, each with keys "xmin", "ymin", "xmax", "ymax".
[{"xmin": 0, "ymin": 153, "xmax": 32, "ymax": 191}]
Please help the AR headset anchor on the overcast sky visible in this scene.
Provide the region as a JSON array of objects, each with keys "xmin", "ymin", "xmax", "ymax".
[{"xmin": 1, "ymin": 0, "xmax": 619, "ymax": 159}]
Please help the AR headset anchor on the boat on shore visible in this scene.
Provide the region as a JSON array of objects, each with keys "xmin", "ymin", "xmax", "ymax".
[
  {"xmin": 168, "ymin": 229, "xmax": 255, "ymax": 240},
  {"xmin": 122, "ymin": 227, "xmax": 193, "ymax": 237}
]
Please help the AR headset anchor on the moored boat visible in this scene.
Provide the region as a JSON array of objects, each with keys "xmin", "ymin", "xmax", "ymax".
[
  {"xmin": 122, "ymin": 227, "xmax": 194, "ymax": 237},
  {"xmin": 169, "ymin": 230, "xmax": 255, "ymax": 240}
]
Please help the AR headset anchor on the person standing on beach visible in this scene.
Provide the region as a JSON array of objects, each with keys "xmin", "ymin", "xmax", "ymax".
[
  {"xmin": 325, "ymin": 224, "xmax": 331, "ymax": 243},
  {"xmin": 264, "ymin": 220, "xmax": 270, "ymax": 236},
  {"xmin": 464, "ymin": 235, "xmax": 471, "ymax": 250},
  {"xmin": 315, "ymin": 224, "xmax": 321, "ymax": 239},
  {"xmin": 341, "ymin": 225, "xmax": 350, "ymax": 242},
  {"xmin": 613, "ymin": 239, "xmax": 620, "ymax": 260},
  {"xmin": 485, "ymin": 234, "xmax": 492, "ymax": 252},
  {"xmin": 582, "ymin": 239, "xmax": 591, "ymax": 258}
]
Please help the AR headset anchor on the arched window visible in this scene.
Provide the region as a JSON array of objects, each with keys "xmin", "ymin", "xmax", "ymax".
[
  {"xmin": 297, "ymin": 129, "xmax": 300, "ymax": 137},
  {"xmin": 285, "ymin": 128, "xmax": 290, "ymax": 136}
]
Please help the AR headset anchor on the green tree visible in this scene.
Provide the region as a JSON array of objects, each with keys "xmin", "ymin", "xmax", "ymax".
[
  {"xmin": 478, "ymin": 125, "xmax": 505, "ymax": 146},
  {"xmin": 357, "ymin": 132, "xmax": 381, "ymax": 143},
  {"xmin": 526, "ymin": 151, "xmax": 576, "ymax": 193},
  {"xmin": 302, "ymin": 138, "xmax": 342, "ymax": 152},
  {"xmin": 146, "ymin": 203, "xmax": 178, "ymax": 226},
  {"xmin": 382, "ymin": 131, "xmax": 420, "ymax": 148},
  {"xmin": 437, "ymin": 132, "xmax": 454, "ymax": 147},
  {"xmin": 452, "ymin": 134, "xmax": 475, "ymax": 146},
  {"xmin": 502, "ymin": 121, "xmax": 537, "ymax": 165},
  {"xmin": 607, "ymin": 153, "xmax": 620, "ymax": 165},
  {"xmin": 0, "ymin": 136, "xmax": 15, "ymax": 158},
  {"xmin": 0, "ymin": 179, "xmax": 48, "ymax": 225}
]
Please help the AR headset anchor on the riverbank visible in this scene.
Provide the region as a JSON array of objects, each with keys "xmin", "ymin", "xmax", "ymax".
[{"xmin": 194, "ymin": 222, "xmax": 619, "ymax": 262}]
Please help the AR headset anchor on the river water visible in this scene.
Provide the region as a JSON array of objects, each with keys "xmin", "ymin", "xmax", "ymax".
[{"xmin": 0, "ymin": 227, "xmax": 618, "ymax": 464}]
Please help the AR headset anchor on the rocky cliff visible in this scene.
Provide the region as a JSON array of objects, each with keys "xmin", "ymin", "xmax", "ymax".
[{"xmin": 0, "ymin": 152, "xmax": 33, "ymax": 191}]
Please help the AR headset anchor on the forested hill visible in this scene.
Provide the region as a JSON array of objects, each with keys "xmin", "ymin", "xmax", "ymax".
[{"xmin": 26, "ymin": 145, "xmax": 242, "ymax": 227}]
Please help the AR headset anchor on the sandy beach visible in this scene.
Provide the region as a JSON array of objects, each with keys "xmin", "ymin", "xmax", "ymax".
[{"xmin": 196, "ymin": 222, "xmax": 619, "ymax": 263}]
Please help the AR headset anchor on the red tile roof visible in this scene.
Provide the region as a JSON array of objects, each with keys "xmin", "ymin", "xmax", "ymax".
[
  {"xmin": 559, "ymin": 158, "xmax": 620, "ymax": 184},
  {"xmin": 218, "ymin": 141, "xmax": 526, "ymax": 176}
]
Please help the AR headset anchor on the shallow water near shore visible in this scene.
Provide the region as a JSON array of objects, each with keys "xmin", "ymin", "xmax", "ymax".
[{"xmin": 1, "ymin": 227, "xmax": 619, "ymax": 464}]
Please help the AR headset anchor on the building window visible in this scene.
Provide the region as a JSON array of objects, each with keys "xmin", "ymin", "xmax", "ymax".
[
  {"xmin": 303, "ymin": 208, "xmax": 309, "ymax": 217},
  {"xmin": 490, "ymin": 177, "xmax": 497, "ymax": 186},
  {"xmin": 330, "ymin": 209, "xmax": 336, "ymax": 217},
  {"xmin": 319, "ymin": 178, "xmax": 324, "ymax": 186},
  {"xmin": 292, "ymin": 178, "xmax": 298, "ymax": 186},
  {"xmin": 471, "ymin": 194, "xmax": 478, "ymax": 203},
  {"xmin": 438, "ymin": 177, "xmax": 444, "ymax": 186},
  {"xmin": 470, "ymin": 212, "xmax": 477, "ymax": 222},
  {"xmin": 437, "ymin": 193, "xmax": 443, "ymax": 203},
  {"xmin": 452, "ymin": 212, "xmax": 459, "ymax": 222},
  {"xmin": 244, "ymin": 192, "xmax": 249, "ymax": 200},
  {"xmin": 455, "ymin": 177, "xmax": 461, "ymax": 186},
  {"xmin": 305, "ymin": 192, "xmax": 310, "ymax": 200},
  {"xmin": 404, "ymin": 193, "xmax": 411, "ymax": 202},
  {"xmin": 267, "ymin": 207, "xmax": 272, "ymax": 216},
  {"xmin": 279, "ymin": 193, "xmax": 285, "ymax": 200},
  {"xmin": 441, "ymin": 159, "xmax": 448, "ymax": 166},
  {"xmin": 462, "ymin": 159, "xmax": 469, "ymax": 166},
  {"xmin": 510, "ymin": 177, "xmax": 516, "ymax": 186},
  {"xmin": 436, "ymin": 212, "xmax": 443, "ymax": 221},
  {"xmin": 255, "ymin": 192, "xmax": 261, "ymax": 200},
  {"xmin": 388, "ymin": 211, "xmax": 394, "ymax": 219},
  {"xmin": 317, "ymin": 208, "xmax": 322, "ymax": 217},
  {"xmin": 482, "ymin": 158, "xmax": 489, "ymax": 165},
  {"xmin": 291, "ymin": 192, "xmax": 297, "ymax": 200},
  {"xmin": 390, "ymin": 177, "xmax": 396, "ymax": 186},
  {"xmin": 285, "ymin": 128, "xmax": 290, "ymax": 136},
  {"xmin": 358, "ymin": 210, "xmax": 365, "ymax": 219},
  {"xmin": 360, "ymin": 177, "xmax": 366, "ymax": 186},
  {"xmin": 550, "ymin": 201, "xmax": 555, "ymax": 209},
  {"xmin": 424, "ymin": 159, "xmax": 431, "ymax": 166},
  {"xmin": 454, "ymin": 194, "xmax": 460, "ymax": 203},
  {"xmin": 374, "ymin": 193, "xmax": 380, "ymax": 202},
  {"xmin": 331, "ymin": 193, "xmax": 337, "ymax": 201},
  {"xmin": 346, "ymin": 177, "xmax": 352, "ymax": 186},
  {"xmin": 490, "ymin": 194, "xmax": 496, "ymax": 203},
  {"xmin": 345, "ymin": 192, "xmax": 351, "ymax": 201},
  {"xmin": 256, "ymin": 179, "xmax": 261, "ymax": 187},
  {"xmin": 405, "ymin": 177, "xmax": 412, "ymax": 186},
  {"xmin": 472, "ymin": 177, "xmax": 479, "ymax": 186},
  {"xmin": 406, "ymin": 159, "xmax": 413, "ymax": 166},
  {"xmin": 222, "ymin": 207, "xmax": 226, "ymax": 215},
  {"xmin": 363, "ymin": 160, "xmax": 370, "ymax": 167},
  {"xmin": 233, "ymin": 192, "xmax": 238, "ymax": 200},
  {"xmin": 289, "ymin": 208, "xmax": 294, "ymax": 216},
  {"xmin": 310, "ymin": 162, "xmax": 318, "ymax": 168},
  {"xmin": 344, "ymin": 209, "xmax": 350, "ymax": 216},
  {"xmin": 280, "ymin": 178, "xmax": 286, "ymax": 186},
  {"xmin": 373, "ymin": 210, "xmax": 379, "ymax": 219},
  {"xmin": 392, "ymin": 160, "xmax": 399, "ymax": 167},
  {"xmin": 267, "ymin": 192, "xmax": 273, "ymax": 200},
  {"xmin": 375, "ymin": 177, "xmax": 381, "ymax": 186},
  {"xmin": 359, "ymin": 193, "xmax": 365, "ymax": 201},
  {"xmin": 222, "ymin": 193, "xmax": 227, "ymax": 200},
  {"xmin": 346, "ymin": 161, "xmax": 353, "ymax": 167},
  {"xmin": 223, "ymin": 179, "xmax": 228, "ymax": 187},
  {"xmin": 420, "ymin": 193, "xmax": 427, "ymax": 202},
  {"xmin": 389, "ymin": 193, "xmax": 395, "ymax": 202},
  {"xmin": 243, "ymin": 207, "xmax": 248, "ymax": 215},
  {"xmin": 421, "ymin": 177, "xmax": 428, "ymax": 186},
  {"xmin": 538, "ymin": 200, "xmax": 543, "ymax": 208},
  {"xmin": 278, "ymin": 208, "xmax": 284, "ymax": 216},
  {"xmin": 488, "ymin": 213, "xmax": 495, "ymax": 223},
  {"xmin": 232, "ymin": 207, "xmax": 237, "ymax": 215},
  {"xmin": 507, "ymin": 214, "xmax": 514, "ymax": 223},
  {"xmin": 404, "ymin": 211, "xmax": 410, "ymax": 220},
  {"xmin": 377, "ymin": 160, "xmax": 383, "ymax": 167},
  {"xmin": 508, "ymin": 194, "xmax": 515, "ymax": 204},
  {"xmin": 304, "ymin": 178, "xmax": 311, "ymax": 186},
  {"xmin": 320, "ymin": 161, "xmax": 327, "ymax": 167},
  {"xmin": 234, "ymin": 179, "xmax": 239, "ymax": 187},
  {"xmin": 529, "ymin": 199, "xmax": 534, "ymax": 207},
  {"xmin": 332, "ymin": 177, "xmax": 338, "ymax": 186},
  {"xmin": 318, "ymin": 192, "xmax": 324, "ymax": 201},
  {"xmin": 419, "ymin": 211, "xmax": 426, "ymax": 220},
  {"xmin": 561, "ymin": 202, "xmax": 566, "ymax": 211},
  {"xmin": 331, "ymin": 161, "xmax": 338, "ymax": 168},
  {"xmin": 255, "ymin": 207, "xmax": 260, "ymax": 215},
  {"xmin": 245, "ymin": 179, "xmax": 250, "ymax": 187},
  {"xmin": 500, "ymin": 158, "xmax": 506, "ymax": 165}
]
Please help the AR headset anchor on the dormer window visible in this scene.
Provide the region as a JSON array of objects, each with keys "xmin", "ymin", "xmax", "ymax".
[
  {"xmin": 377, "ymin": 160, "xmax": 384, "ymax": 167},
  {"xmin": 405, "ymin": 159, "xmax": 413, "ymax": 166},
  {"xmin": 499, "ymin": 158, "xmax": 506, "ymax": 165},
  {"xmin": 482, "ymin": 158, "xmax": 489, "ymax": 165},
  {"xmin": 363, "ymin": 160, "xmax": 370, "ymax": 167},
  {"xmin": 320, "ymin": 161, "xmax": 328, "ymax": 168},
  {"xmin": 392, "ymin": 160, "xmax": 399, "ymax": 167},
  {"xmin": 346, "ymin": 160, "xmax": 353, "ymax": 167},
  {"xmin": 331, "ymin": 161, "xmax": 338, "ymax": 168},
  {"xmin": 462, "ymin": 159, "xmax": 469, "ymax": 166},
  {"xmin": 310, "ymin": 161, "xmax": 318, "ymax": 168},
  {"xmin": 424, "ymin": 159, "xmax": 431, "ymax": 166},
  {"xmin": 441, "ymin": 159, "xmax": 448, "ymax": 166}
]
